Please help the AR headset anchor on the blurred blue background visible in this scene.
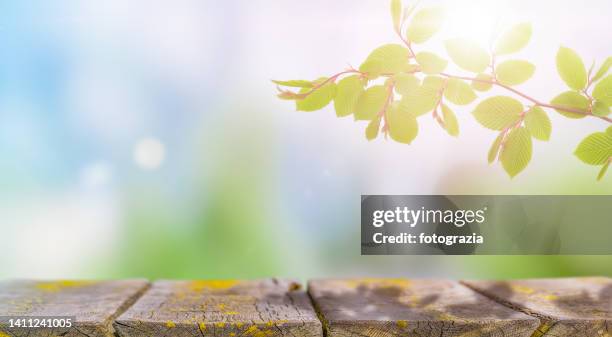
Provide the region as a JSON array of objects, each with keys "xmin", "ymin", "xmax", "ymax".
[{"xmin": 1, "ymin": 0, "xmax": 610, "ymax": 281}]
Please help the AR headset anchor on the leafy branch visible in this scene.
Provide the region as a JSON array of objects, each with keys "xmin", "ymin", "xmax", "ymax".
[{"xmin": 273, "ymin": 0, "xmax": 612, "ymax": 180}]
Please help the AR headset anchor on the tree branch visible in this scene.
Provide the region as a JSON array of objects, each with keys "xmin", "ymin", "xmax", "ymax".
[
  {"xmin": 280, "ymin": 69, "xmax": 362, "ymax": 99},
  {"xmin": 396, "ymin": 29, "xmax": 416, "ymax": 57},
  {"xmin": 278, "ymin": 68, "xmax": 611, "ymax": 124},
  {"xmin": 379, "ymin": 82, "xmax": 396, "ymax": 135},
  {"xmin": 440, "ymin": 72, "xmax": 612, "ymax": 123}
]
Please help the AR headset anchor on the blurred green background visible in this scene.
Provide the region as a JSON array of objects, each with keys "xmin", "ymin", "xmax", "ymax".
[{"xmin": 0, "ymin": 0, "xmax": 610, "ymax": 281}]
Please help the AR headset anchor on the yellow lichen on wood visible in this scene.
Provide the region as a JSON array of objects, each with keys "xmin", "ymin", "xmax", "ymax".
[
  {"xmin": 189, "ymin": 280, "xmax": 239, "ymax": 292},
  {"xmin": 215, "ymin": 322, "xmax": 226, "ymax": 328},
  {"xmin": 0, "ymin": 331, "xmax": 11, "ymax": 337},
  {"xmin": 266, "ymin": 320, "xmax": 287, "ymax": 326},
  {"xmin": 398, "ymin": 293, "xmax": 421, "ymax": 308},
  {"xmin": 396, "ymin": 320, "xmax": 408, "ymax": 328},
  {"xmin": 540, "ymin": 294, "xmax": 558, "ymax": 301},
  {"xmin": 529, "ymin": 322, "xmax": 551, "ymax": 337},
  {"xmin": 511, "ymin": 284, "xmax": 535, "ymax": 295},
  {"xmin": 166, "ymin": 321, "xmax": 176, "ymax": 328},
  {"xmin": 35, "ymin": 280, "xmax": 95, "ymax": 292},
  {"xmin": 342, "ymin": 278, "xmax": 412, "ymax": 289},
  {"xmin": 245, "ymin": 326, "xmax": 260, "ymax": 334},
  {"xmin": 512, "ymin": 284, "xmax": 559, "ymax": 301},
  {"xmin": 243, "ymin": 325, "xmax": 275, "ymax": 337},
  {"xmin": 436, "ymin": 312, "xmax": 460, "ymax": 322}
]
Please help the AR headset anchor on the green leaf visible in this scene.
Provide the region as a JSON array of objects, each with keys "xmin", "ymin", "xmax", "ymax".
[
  {"xmin": 359, "ymin": 44, "xmax": 410, "ymax": 78},
  {"xmin": 472, "ymin": 96, "xmax": 523, "ymax": 130},
  {"xmin": 494, "ymin": 23, "xmax": 532, "ymax": 55},
  {"xmin": 405, "ymin": 7, "xmax": 445, "ymax": 44},
  {"xmin": 415, "ymin": 52, "xmax": 447, "ymax": 74},
  {"xmin": 296, "ymin": 78, "xmax": 336, "ymax": 111},
  {"xmin": 556, "ymin": 47, "xmax": 587, "ymax": 90},
  {"xmin": 444, "ymin": 78, "xmax": 476, "ymax": 105},
  {"xmin": 593, "ymin": 75, "xmax": 612, "ymax": 106},
  {"xmin": 524, "ymin": 106, "xmax": 551, "ymax": 141},
  {"xmin": 608, "ymin": 126, "xmax": 612, "ymax": 137},
  {"xmin": 354, "ymin": 85, "xmax": 388, "ymax": 120},
  {"xmin": 500, "ymin": 127, "xmax": 532, "ymax": 178},
  {"xmin": 366, "ymin": 116, "xmax": 381, "ymax": 141},
  {"xmin": 593, "ymin": 100, "xmax": 610, "ymax": 116},
  {"xmin": 272, "ymin": 79, "xmax": 313, "ymax": 88},
  {"xmin": 598, "ymin": 160, "xmax": 611, "ymax": 181},
  {"xmin": 441, "ymin": 104, "xmax": 459, "ymax": 136},
  {"xmin": 387, "ymin": 103, "xmax": 419, "ymax": 144},
  {"xmin": 334, "ymin": 75, "xmax": 364, "ymax": 117},
  {"xmin": 422, "ymin": 75, "xmax": 445, "ymax": 90},
  {"xmin": 394, "ymin": 73, "xmax": 420, "ymax": 95},
  {"xmin": 574, "ymin": 131, "xmax": 612, "ymax": 165},
  {"xmin": 391, "ymin": 0, "xmax": 402, "ymax": 31},
  {"xmin": 472, "ymin": 73, "xmax": 493, "ymax": 92},
  {"xmin": 445, "ymin": 38, "xmax": 490, "ymax": 73},
  {"xmin": 496, "ymin": 60, "xmax": 535, "ymax": 86},
  {"xmin": 398, "ymin": 76, "xmax": 443, "ymax": 116},
  {"xmin": 398, "ymin": 93, "xmax": 438, "ymax": 117},
  {"xmin": 592, "ymin": 57, "xmax": 612, "ymax": 83},
  {"xmin": 402, "ymin": 63, "xmax": 420, "ymax": 73},
  {"xmin": 550, "ymin": 91, "xmax": 589, "ymax": 119},
  {"xmin": 488, "ymin": 132, "xmax": 504, "ymax": 164}
]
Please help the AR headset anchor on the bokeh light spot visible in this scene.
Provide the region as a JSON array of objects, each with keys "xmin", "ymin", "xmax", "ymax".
[{"xmin": 133, "ymin": 138, "xmax": 165, "ymax": 170}]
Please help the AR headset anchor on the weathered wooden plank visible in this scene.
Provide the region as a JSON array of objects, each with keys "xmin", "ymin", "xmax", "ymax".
[
  {"xmin": 0, "ymin": 279, "xmax": 149, "ymax": 337},
  {"xmin": 114, "ymin": 279, "xmax": 322, "ymax": 337},
  {"xmin": 463, "ymin": 277, "xmax": 612, "ymax": 337},
  {"xmin": 308, "ymin": 278, "xmax": 540, "ymax": 337}
]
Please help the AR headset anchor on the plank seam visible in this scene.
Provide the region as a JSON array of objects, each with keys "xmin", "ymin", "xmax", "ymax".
[
  {"xmin": 459, "ymin": 280, "xmax": 558, "ymax": 337},
  {"xmin": 108, "ymin": 282, "xmax": 151, "ymax": 337},
  {"xmin": 306, "ymin": 284, "xmax": 329, "ymax": 337}
]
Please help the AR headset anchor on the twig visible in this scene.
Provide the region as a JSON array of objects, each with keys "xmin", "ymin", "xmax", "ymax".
[
  {"xmin": 281, "ymin": 69, "xmax": 362, "ymax": 98},
  {"xmin": 379, "ymin": 82, "xmax": 396, "ymax": 135},
  {"xmin": 278, "ymin": 68, "xmax": 611, "ymax": 124},
  {"xmin": 432, "ymin": 79, "xmax": 448, "ymax": 128},
  {"xmin": 439, "ymin": 72, "xmax": 612, "ymax": 123}
]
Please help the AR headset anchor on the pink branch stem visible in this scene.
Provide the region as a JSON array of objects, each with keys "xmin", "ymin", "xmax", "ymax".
[{"xmin": 440, "ymin": 72, "xmax": 612, "ymax": 123}]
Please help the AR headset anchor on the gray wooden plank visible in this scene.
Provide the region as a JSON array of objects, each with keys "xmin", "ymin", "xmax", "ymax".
[
  {"xmin": 114, "ymin": 279, "xmax": 322, "ymax": 337},
  {"xmin": 463, "ymin": 277, "xmax": 612, "ymax": 337},
  {"xmin": 0, "ymin": 279, "xmax": 149, "ymax": 337},
  {"xmin": 308, "ymin": 278, "xmax": 540, "ymax": 337}
]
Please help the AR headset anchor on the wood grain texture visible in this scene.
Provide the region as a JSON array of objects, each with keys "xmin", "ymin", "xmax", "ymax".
[
  {"xmin": 308, "ymin": 278, "xmax": 539, "ymax": 337},
  {"xmin": 0, "ymin": 279, "xmax": 149, "ymax": 337},
  {"xmin": 463, "ymin": 277, "xmax": 612, "ymax": 337},
  {"xmin": 114, "ymin": 279, "xmax": 322, "ymax": 337}
]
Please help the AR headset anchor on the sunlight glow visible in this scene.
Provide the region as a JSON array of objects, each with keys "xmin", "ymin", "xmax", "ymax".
[{"xmin": 441, "ymin": 0, "xmax": 515, "ymax": 49}]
